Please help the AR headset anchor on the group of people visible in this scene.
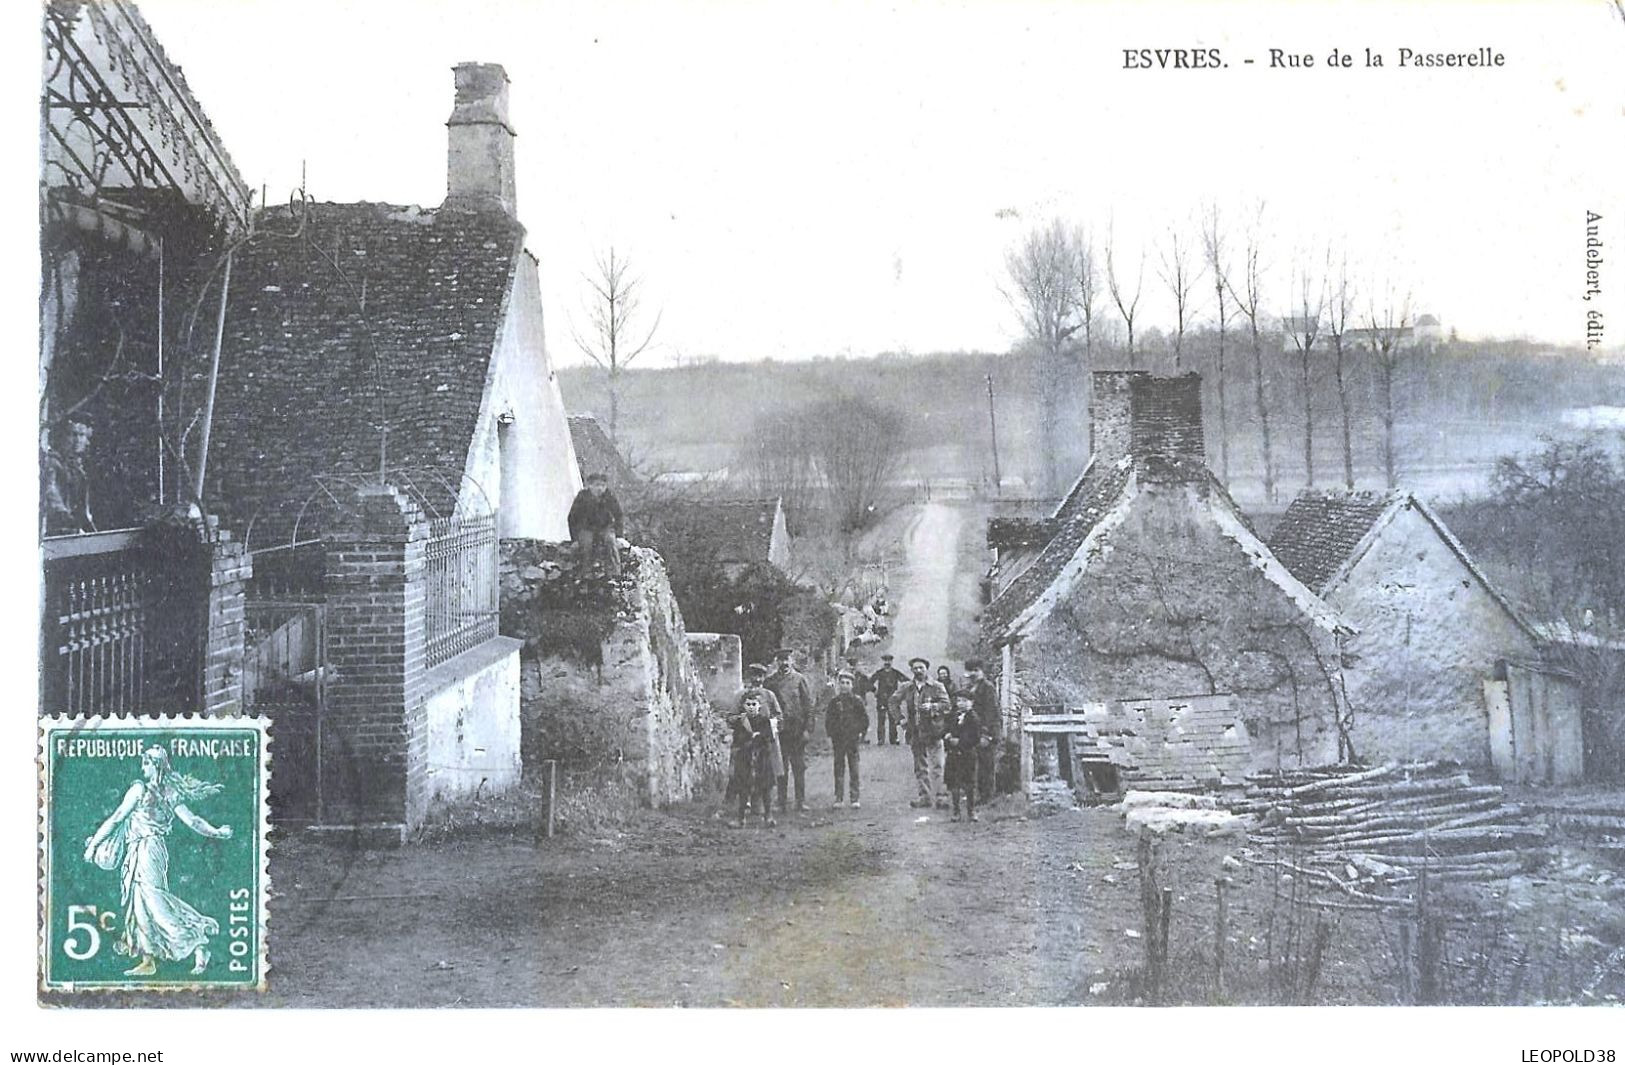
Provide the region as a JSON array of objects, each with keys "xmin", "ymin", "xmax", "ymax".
[{"xmin": 725, "ymin": 648, "xmax": 1002, "ymax": 828}]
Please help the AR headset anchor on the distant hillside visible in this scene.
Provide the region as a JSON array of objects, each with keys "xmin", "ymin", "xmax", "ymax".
[{"xmin": 557, "ymin": 338, "xmax": 1625, "ymax": 506}]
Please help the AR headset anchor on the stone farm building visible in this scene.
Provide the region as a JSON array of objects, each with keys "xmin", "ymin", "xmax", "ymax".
[
  {"xmin": 982, "ymin": 372, "xmax": 1354, "ymax": 790},
  {"xmin": 1269, "ymin": 490, "xmax": 1584, "ymax": 784}
]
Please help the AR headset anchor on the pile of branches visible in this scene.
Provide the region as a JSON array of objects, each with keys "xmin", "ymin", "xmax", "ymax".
[{"xmin": 1234, "ymin": 761, "xmax": 1548, "ymax": 906}]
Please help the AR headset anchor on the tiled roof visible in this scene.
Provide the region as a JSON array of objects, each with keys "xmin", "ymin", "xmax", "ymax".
[
  {"xmin": 986, "ymin": 516, "xmax": 1060, "ymax": 551},
  {"xmin": 1267, "ymin": 490, "xmax": 1398, "ymax": 593},
  {"xmin": 980, "ymin": 458, "xmax": 1135, "ymax": 638},
  {"xmin": 207, "ymin": 201, "xmax": 523, "ymax": 542},
  {"xmin": 568, "ymin": 414, "xmax": 637, "ymax": 487},
  {"xmin": 633, "ymin": 498, "xmax": 783, "ymax": 570}
]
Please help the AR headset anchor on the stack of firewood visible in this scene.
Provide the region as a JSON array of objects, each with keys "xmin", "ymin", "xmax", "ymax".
[{"xmin": 1233, "ymin": 762, "xmax": 1548, "ymax": 904}]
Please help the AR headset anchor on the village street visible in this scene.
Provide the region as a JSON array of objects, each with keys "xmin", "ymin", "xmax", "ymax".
[{"xmin": 245, "ymin": 499, "xmax": 1624, "ymax": 1008}]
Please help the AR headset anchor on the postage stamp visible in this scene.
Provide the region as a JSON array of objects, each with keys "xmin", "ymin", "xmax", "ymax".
[{"xmin": 39, "ymin": 716, "xmax": 270, "ymax": 992}]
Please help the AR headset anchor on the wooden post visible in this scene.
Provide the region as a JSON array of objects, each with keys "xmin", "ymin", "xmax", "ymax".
[
  {"xmin": 543, "ymin": 759, "xmax": 557, "ymax": 839},
  {"xmin": 1159, "ymin": 887, "xmax": 1174, "ymax": 996},
  {"xmin": 1214, "ymin": 876, "xmax": 1228, "ymax": 998}
]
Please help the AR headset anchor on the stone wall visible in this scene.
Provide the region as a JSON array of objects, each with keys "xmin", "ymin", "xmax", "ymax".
[{"xmin": 501, "ymin": 539, "xmax": 728, "ymax": 807}]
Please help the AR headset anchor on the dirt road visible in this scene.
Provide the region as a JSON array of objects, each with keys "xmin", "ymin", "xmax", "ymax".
[{"xmin": 885, "ymin": 502, "xmax": 964, "ymax": 665}]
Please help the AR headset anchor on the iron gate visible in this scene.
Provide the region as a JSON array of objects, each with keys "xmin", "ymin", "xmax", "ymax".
[{"xmin": 244, "ymin": 599, "xmax": 326, "ymax": 824}]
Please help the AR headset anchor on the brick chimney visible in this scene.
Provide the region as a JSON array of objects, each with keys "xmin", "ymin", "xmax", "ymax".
[
  {"xmin": 1089, "ymin": 371, "xmax": 1206, "ymax": 477},
  {"xmin": 445, "ymin": 62, "xmax": 516, "ymax": 215}
]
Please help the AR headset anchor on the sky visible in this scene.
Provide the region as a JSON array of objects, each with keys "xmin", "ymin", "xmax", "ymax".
[{"xmin": 62, "ymin": 0, "xmax": 1625, "ymax": 366}]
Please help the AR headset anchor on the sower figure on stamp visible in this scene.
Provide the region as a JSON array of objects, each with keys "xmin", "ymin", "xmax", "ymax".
[
  {"xmin": 959, "ymin": 659, "xmax": 1001, "ymax": 804},
  {"xmin": 727, "ymin": 690, "xmax": 779, "ymax": 828},
  {"xmin": 82, "ymin": 747, "xmax": 232, "ymax": 976},
  {"xmin": 566, "ymin": 471, "xmax": 624, "ymax": 577},
  {"xmin": 943, "ymin": 691, "xmax": 986, "ymax": 823},
  {"xmin": 764, "ymin": 648, "xmax": 815, "ymax": 813},
  {"xmin": 895, "ymin": 657, "xmax": 949, "ymax": 809},
  {"xmin": 869, "ymin": 653, "xmax": 907, "ymax": 746},
  {"xmin": 824, "ymin": 671, "xmax": 868, "ymax": 808},
  {"xmin": 726, "ymin": 663, "xmax": 782, "ymax": 809}
]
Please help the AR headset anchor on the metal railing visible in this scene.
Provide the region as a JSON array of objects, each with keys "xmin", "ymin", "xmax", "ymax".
[
  {"xmin": 41, "ymin": 529, "xmax": 203, "ymax": 714},
  {"xmin": 423, "ymin": 514, "xmax": 498, "ymax": 669}
]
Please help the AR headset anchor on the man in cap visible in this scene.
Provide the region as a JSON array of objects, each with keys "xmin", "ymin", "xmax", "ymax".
[
  {"xmin": 764, "ymin": 648, "xmax": 816, "ymax": 813},
  {"xmin": 892, "ymin": 657, "xmax": 949, "ymax": 808},
  {"xmin": 868, "ymin": 653, "xmax": 908, "ymax": 746},
  {"xmin": 566, "ymin": 471, "xmax": 625, "ymax": 576},
  {"xmin": 841, "ymin": 654, "xmax": 874, "ymax": 742},
  {"xmin": 823, "ymin": 671, "xmax": 868, "ymax": 808},
  {"xmin": 960, "ymin": 659, "xmax": 1001, "ymax": 803}
]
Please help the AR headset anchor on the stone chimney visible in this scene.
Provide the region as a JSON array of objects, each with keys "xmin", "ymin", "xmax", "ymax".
[
  {"xmin": 1088, "ymin": 370, "xmax": 1142, "ymax": 468},
  {"xmin": 1089, "ymin": 371, "xmax": 1206, "ymax": 477},
  {"xmin": 445, "ymin": 62, "xmax": 516, "ymax": 215}
]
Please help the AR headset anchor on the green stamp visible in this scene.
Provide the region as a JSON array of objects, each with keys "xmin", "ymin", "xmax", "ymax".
[{"xmin": 39, "ymin": 716, "xmax": 269, "ymax": 992}]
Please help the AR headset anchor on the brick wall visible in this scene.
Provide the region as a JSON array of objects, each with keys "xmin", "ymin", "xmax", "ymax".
[
  {"xmin": 320, "ymin": 485, "xmax": 429, "ymax": 829},
  {"xmin": 202, "ymin": 535, "xmax": 250, "ymax": 715}
]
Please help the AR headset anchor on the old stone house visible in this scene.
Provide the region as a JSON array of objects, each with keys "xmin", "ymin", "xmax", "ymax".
[
  {"xmin": 198, "ymin": 63, "xmax": 583, "ymax": 833},
  {"xmin": 1269, "ymin": 489, "xmax": 1584, "ymax": 784},
  {"xmin": 982, "ymin": 372, "xmax": 1353, "ymax": 787},
  {"xmin": 209, "ymin": 63, "xmax": 579, "ymax": 542}
]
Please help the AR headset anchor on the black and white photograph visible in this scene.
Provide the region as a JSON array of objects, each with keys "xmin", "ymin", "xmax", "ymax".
[{"xmin": 13, "ymin": 0, "xmax": 1625, "ymax": 1056}]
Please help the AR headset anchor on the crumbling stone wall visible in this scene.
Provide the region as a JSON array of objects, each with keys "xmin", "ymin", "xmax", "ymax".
[
  {"xmin": 500, "ymin": 539, "xmax": 727, "ymax": 806},
  {"xmin": 1011, "ymin": 483, "xmax": 1347, "ymax": 771}
]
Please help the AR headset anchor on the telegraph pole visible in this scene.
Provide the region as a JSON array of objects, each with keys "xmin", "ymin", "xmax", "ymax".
[{"xmin": 985, "ymin": 373, "xmax": 1002, "ymax": 497}]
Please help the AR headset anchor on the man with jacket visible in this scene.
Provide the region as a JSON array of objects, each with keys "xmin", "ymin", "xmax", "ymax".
[
  {"xmin": 868, "ymin": 654, "xmax": 908, "ymax": 745},
  {"xmin": 566, "ymin": 472, "xmax": 624, "ymax": 576},
  {"xmin": 960, "ymin": 659, "xmax": 1002, "ymax": 803},
  {"xmin": 892, "ymin": 657, "xmax": 949, "ymax": 809},
  {"xmin": 764, "ymin": 648, "xmax": 815, "ymax": 813},
  {"xmin": 824, "ymin": 671, "xmax": 868, "ymax": 808}
]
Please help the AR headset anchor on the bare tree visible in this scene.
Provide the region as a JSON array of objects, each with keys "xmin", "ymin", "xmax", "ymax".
[
  {"xmin": 1284, "ymin": 250, "xmax": 1327, "ymax": 487},
  {"xmin": 736, "ymin": 411, "xmax": 819, "ymax": 533},
  {"xmin": 1367, "ymin": 288, "xmax": 1412, "ymax": 489},
  {"xmin": 1002, "ymin": 219, "xmax": 1082, "ymax": 497},
  {"xmin": 1228, "ymin": 208, "xmax": 1278, "ymax": 503},
  {"xmin": 804, "ymin": 395, "xmax": 904, "ymax": 532},
  {"xmin": 571, "ymin": 247, "xmax": 661, "ymax": 444},
  {"xmin": 1075, "ymin": 229, "xmax": 1100, "ymax": 366},
  {"xmin": 1324, "ymin": 251, "xmax": 1358, "ymax": 489},
  {"xmin": 1105, "ymin": 223, "xmax": 1145, "ymax": 367},
  {"xmin": 1201, "ymin": 204, "xmax": 1233, "ymax": 484},
  {"xmin": 1157, "ymin": 226, "xmax": 1203, "ymax": 372}
]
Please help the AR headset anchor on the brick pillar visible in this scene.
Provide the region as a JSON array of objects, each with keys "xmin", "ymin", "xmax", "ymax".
[
  {"xmin": 201, "ymin": 535, "xmax": 251, "ymax": 715},
  {"xmin": 321, "ymin": 485, "xmax": 429, "ymax": 833}
]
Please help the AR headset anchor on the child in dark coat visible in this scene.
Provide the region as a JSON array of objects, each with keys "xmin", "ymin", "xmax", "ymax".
[
  {"xmin": 943, "ymin": 699, "xmax": 986, "ymax": 822},
  {"xmin": 728, "ymin": 691, "xmax": 779, "ymax": 828},
  {"xmin": 824, "ymin": 672, "xmax": 869, "ymax": 808}
]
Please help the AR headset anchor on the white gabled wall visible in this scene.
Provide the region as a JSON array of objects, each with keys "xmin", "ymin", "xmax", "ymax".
[
  {"xmin": 1329, "ymin": 502, "xmax": 1538, "ymax": 766},
  {"xmin": 464, "ymin": 251, "xmax": 581, "ymax": 539}
]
